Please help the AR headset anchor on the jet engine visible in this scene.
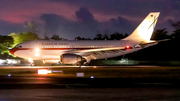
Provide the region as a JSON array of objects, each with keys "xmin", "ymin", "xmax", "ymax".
[{"xmin": 60, "ymin": 54, "xmax": 82, "ymax": 64}]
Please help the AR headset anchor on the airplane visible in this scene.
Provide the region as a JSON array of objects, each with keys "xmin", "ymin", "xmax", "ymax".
[{"xmin": 10, "ymin": 12, "xmax": 160, "ymax": 66}]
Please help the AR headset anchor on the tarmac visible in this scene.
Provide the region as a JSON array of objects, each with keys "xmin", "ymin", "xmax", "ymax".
[{"xmin": 0, "ymin": 65, "xmax": 180, "ymax": 100}]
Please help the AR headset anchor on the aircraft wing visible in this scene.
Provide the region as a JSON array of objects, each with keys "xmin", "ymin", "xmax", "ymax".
[
  {"xmin": 62, "ymin": 46, "xmax": 127, "ymax": 60},
  {"xmin": 63, "ymin": 47, "xmax": 126, "ymax": 54}
]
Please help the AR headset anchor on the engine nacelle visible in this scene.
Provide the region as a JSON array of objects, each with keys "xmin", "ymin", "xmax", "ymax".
[{"xmin": 60, "ymin": 54, "xmax": 82, "ymax": 64}]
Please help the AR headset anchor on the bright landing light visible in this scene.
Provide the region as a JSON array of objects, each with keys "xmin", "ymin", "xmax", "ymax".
[
  {"xmin": 28, "ymin": 58, "xmax": 33, "ymax": 63},
  {"xmin": 35, "ymin": 48, "xmax": 39, "ymax": 52},
  {"xmin": 35, "ymin": 53, "xmax": 40, "ymax": 56}
]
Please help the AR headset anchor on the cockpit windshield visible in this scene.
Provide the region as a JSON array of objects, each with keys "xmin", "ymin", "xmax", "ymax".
[{"xmin": 15, "ymin": 45, "xmax": 22, "ymax": 48}]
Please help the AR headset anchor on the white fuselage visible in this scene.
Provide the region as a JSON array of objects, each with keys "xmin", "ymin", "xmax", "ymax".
[{"xmin": 10, "ymin": 40, "xmax": 157, "ymax": 61}]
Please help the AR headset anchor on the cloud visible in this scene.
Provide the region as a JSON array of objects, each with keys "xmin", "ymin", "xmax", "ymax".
[
  {"xmin": 51, "ymin": 0, "xmax": 180, "ymax": 25},
  {"xmin": 0, "ymin": 19, "xmax": 24, "ymax": 35},
  {"xmin": 110, "ymin": 16, "xmax": 133, "ymax": 31},
  {"xmin": 41, "ymin": 14, "xmax": 66, "ymax": 34},
  {"xmin": 75, "ymin": 7, "xmax": 95, "ymax": 23},
  {"xmin": 167, "ymin": 19, "xmax": 174, "ymax": 26},
  {"xmin": 0, "ymin": 0, "xmax": 78, "ymax": 23},
  {"xmin": 38, "ymin": 7, "xmax": 139, "ymax": 39},
  {"xmin": 75, "ymin": 7, "xmax": 99, "ymax": 31},
  {"xmin": 0, "ymin": 0, "xmax": 179, "ymax": 38},
  {"xmin": 40, "ymin": 13, "xmax": 92, "ymax": 39},
  {"xmin": 40, "ymin": 7, "xmax": 103, "ymax": 39}
]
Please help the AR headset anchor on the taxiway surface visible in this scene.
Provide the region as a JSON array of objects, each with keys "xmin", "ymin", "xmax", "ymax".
[
  {"xmin": 0, "ymin": 65, "xmax": 180, "ymax": 100},
  {"xmin": 0, "ymin": 65, "xmax": 179, "ymax": 86}
]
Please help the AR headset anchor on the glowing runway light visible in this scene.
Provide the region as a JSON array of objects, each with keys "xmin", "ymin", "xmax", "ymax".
[
  {"xmin": 76, "ymin": 73, "xmax": 84, "ymax": 77},
  {"xmin": 38, "ymin": 69, "xmax": 48, "ymax": 74},
  {"xmin": 8, "ymin": 74, "xmax": 11, "ymax": 77}
]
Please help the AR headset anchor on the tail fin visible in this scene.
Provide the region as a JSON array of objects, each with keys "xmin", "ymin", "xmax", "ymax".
[{"xmin": 123, "ymin": 12, "xmax": 160, "ymax": 43}]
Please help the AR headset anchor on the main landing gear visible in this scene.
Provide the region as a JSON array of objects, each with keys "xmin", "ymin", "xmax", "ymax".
[
  {"xmin": 76, "ymin": 60, "xmax": 93, "ymax": 69},
  {"xmin": 30, "ymin": 63, "xmax": 35, "ymax": 66},
  {"xmin": 76, "ymin": 61, "xmax": 84, "ymax": 69}
]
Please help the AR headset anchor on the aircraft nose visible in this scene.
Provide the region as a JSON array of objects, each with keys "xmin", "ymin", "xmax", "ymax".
[{"xmin": 9, "ymin": 48, "xmax": 18, "ymax": 55}]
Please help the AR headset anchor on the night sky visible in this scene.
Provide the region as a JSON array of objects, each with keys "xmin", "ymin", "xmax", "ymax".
[{"xmin": 0, "ymin": 0, "xmax": 180, "ymax": 39}]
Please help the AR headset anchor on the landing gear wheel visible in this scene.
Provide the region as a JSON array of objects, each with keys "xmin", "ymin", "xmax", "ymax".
[
  {"xmin": 76, "ymin": 61, "xmax": 83, "ymax": 69},
  {"xmin": 84, "ymin": 62, "xmax": 93, "ymax": 66},
  {"xmin": 30, "ymin": 63, "xmax": 35, "ymax": 66},
  {"xmin": 79, "ymin": 65, "xmax": 82, "ymax": 69}
]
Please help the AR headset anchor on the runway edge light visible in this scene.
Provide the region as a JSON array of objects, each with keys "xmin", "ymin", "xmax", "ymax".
[{"xmin": 38, "ymin": 69, "xmax": 52, "ymax": 74}]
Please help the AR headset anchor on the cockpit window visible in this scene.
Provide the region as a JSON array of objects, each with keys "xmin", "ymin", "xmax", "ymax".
[{"xmin": 15, "ymin": 45, "xmax": 22, "ymax": 48}]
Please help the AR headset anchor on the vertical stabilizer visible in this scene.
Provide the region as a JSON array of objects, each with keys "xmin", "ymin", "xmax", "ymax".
[{"xmin": 123, "ymin": 12, "xmax": 160, "ymax": 43}]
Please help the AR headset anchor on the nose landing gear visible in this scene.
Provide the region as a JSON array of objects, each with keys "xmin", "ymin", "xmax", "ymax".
[{"xmin": 28, "ymin": 59, "xmax": 35, "ymax": 66}]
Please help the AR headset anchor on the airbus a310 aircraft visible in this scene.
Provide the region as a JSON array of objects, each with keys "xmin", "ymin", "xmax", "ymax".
[{"xmin": 10, "ymin": 12, "xmax": 160, "ymax": 66}]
